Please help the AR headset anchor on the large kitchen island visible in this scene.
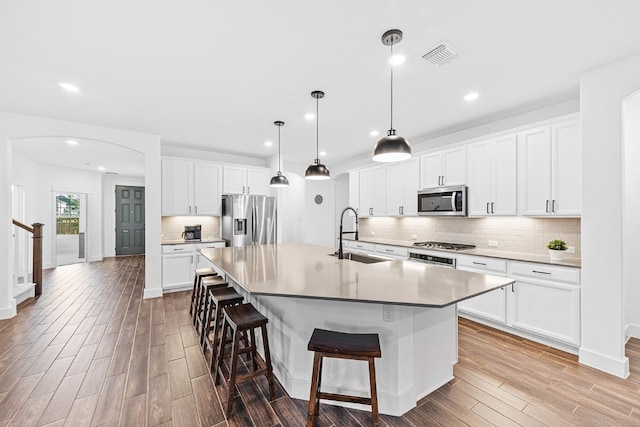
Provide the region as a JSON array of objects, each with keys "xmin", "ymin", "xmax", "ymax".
[{"xmin": 199, "ymin": 243, "xmax": 514, "ymax": 416}]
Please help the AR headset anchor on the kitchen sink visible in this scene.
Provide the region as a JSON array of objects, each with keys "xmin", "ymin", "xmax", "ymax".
[{"xmin": 328, "ymin": 252, "xmax": 393, "ymax": 264}]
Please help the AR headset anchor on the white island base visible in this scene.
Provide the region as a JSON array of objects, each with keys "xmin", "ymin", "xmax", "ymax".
[{"xmin": 233, "ymin": 284, "xmax": 457, "ymax": 417}]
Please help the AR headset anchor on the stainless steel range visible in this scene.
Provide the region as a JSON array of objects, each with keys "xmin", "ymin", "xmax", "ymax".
[
  {"xmin": 408, "ymin": 241, "xmax": 476, "ymax": 268},
  {"xmin": 412, "ymin": 241, "xmax": 476, "ymax": 251}
]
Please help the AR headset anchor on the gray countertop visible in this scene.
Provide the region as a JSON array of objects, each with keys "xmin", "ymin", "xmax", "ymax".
[
  {"xmin": 161, "ymin": 238, "xmax": 225, "ymax": 245},
  {"xmin": 343, "ymin": 237, "xmax": 581, "ymax": 268},
  {"xmin": 199, "ymin": 243, "xmax": 515, "ymax": 308}
]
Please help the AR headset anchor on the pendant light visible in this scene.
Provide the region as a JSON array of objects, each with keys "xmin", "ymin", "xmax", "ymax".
[
  {"xmin": 305, "ymin": 90, "xmax": 330, "ymax": 180},
  {"xmin": 270, "ymin": 120, "xmax": 289, "ymax": 187},
  {"xmin": 372, "ymin": 29, "xmax": 412, "ymax": 162}
]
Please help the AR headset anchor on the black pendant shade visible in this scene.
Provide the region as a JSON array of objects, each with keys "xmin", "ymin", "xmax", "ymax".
[
  {"xmin": 305, "ymin": 90, "xmax": 330, "ymax": 180},
  {"xmin": 270, "ymin": 120, "xmax": 289, "ymax": 188},
  {"xmin": 372, "ymin": 29, "xmax": 412, "ymax": 163}
]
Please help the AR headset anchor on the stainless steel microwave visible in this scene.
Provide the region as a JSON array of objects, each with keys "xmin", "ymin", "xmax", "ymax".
[{"xmin": 417, "ymin": 185, "xmax": 467, "ymax": 216}]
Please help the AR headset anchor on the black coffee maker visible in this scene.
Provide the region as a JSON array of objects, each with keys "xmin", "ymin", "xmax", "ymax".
[{"xmin": 182, "ymin": 225, "xmax": 201, "ymax": 241}]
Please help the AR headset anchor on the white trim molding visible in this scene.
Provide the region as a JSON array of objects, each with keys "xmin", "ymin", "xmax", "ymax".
[
  {"xmin": 626, "ymin": 323, "xmax": 640, "ymax": 340},
  {"xmin": 0, "ymin": 298, "xmax": 17, "ymax": 319},
  {"xmin": 579, "ymin": 347, "xmax": 630, "ymax": 378}
]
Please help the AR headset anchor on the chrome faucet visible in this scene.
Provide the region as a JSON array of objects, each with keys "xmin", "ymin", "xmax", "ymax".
[{"xmin": 338, "ymin": 206, "xmax": 359, "ymax": 259}]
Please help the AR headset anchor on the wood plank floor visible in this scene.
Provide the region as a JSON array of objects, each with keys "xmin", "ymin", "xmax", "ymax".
[{"xmin": 0, "ymin": 255, "xmax": 639, "ymax": 426}]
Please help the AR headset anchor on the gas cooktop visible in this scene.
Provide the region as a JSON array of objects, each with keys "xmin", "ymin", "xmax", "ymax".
[{"xmin": 412, "ymin": 241, "xmax": 476, "ymax": 251}]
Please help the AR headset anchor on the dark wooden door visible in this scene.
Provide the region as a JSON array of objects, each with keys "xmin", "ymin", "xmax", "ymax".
[{"xmin": 116, "ymin": 186, "xmax": 145, "ymax": 255}]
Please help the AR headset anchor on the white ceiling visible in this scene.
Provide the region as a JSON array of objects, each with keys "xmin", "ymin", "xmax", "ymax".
[{"xmin": 2, "ymin": 1, "xmax": 640, "ymax": 173}]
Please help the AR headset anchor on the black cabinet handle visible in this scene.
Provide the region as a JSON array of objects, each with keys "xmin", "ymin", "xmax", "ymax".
[
  {"xmin": 472, "ymin": 261, "xmax": 487, "ymax": 266},
  {"xmin": 532, "ymin": 270, "xmax": 551, "ymax": 275}
]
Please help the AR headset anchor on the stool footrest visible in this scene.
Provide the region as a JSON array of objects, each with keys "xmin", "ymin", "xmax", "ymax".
[{"xmin": 317, "ymin": 392, "xmax": 371, "ymax": 406}]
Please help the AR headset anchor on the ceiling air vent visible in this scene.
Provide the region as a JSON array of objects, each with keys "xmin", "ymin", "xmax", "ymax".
[
  {"xmin": 105, "ymin": 172, "xmax": 119, "ymax": 175},
  {"xmin": 421, "ymin": 42, "xmax": 459, "ymax": 66}
]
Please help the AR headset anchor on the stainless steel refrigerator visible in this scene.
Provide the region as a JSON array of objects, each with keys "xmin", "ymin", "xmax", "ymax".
[{"xmin": 221, "ymin": 194, "xmax": 277, "ymax": 247}]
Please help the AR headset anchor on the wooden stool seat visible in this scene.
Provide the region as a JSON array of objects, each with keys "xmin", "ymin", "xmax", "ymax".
[
  {"xmin": 214, "ymin": 303, "xmax": 275, "ymax": 416},
  {"xmin": 189, "ymin": 267, "xmax": 218, "ymax": 318},
  {"xmin": 202, "ymin": 287, "xmax": 244, "ymax": 361},
  {"xmin": 306, "ymin": 328, "xmax": 381, "ymax": 427}
]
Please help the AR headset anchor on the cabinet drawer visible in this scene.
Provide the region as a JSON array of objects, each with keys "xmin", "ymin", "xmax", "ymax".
[
  {"xmin": 196, "ymin": 242, "xmax": 225, "ymax": 250},
  {"xmin": 457, "ymin": 255, "xmax": 506, "ymax": 274},
  {"xmin": 162, "ymin": 244, "xmax": 195, "ymax": 254},
  {"xmin": 347, "ymin": 241, "xmax": 374, "ymax": 252},
  {"xmin": 375, "ymin": 244, "xmax": 408, "ymax": 258},
  {"xmin": 510, "ymin": 261, "xmax": 580, "ymax": 284}
]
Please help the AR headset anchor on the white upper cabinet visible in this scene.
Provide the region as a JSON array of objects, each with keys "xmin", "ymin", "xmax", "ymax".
[
  {"xmin": 467, "ymin": 134, "xmax": 517, "ymax": 216},
  {"xmin": 359, "ymin": 166, "xmax": 386, "ymax": 217},
  {"xmin": 222, "ymin": 166, "xmax": 271, "ymax": 196},
  {"xmin": 420, "ymin": 146, "xmax": 466, "ymax": 189},
  {"xmin": 385, "ymin": 158, "xmax": 420, "ymax": 216},
  {"xmin": 518, "ymin": 118, "xmax": 580, "ymax": 216},
  {"xmin": 348, "ymin": 171, "xmax": 360, "ymax": 214},
  {"xmin": 162, "ymin": 158, "xmax": 222, "ymax": 215}
]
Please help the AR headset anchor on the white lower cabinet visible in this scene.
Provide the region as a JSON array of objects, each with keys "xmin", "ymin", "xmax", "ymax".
[
  {"xmin": 162, "ymin": 242, "xmax": 226, "ymax": 291},
  {"xmin": 162, "ymin": 244, "xmax": 196, "ymax": 290},
  {"xmin": 374, "ymin": 244, "xmax": 408, "ymax": 259},
  {"xmin": 456, "ymin": 255, "xmax": 508, "ymax": 324},
  {"xmin": 457, "ymin": 256, "xmax": 581, "ymax": 349},
  {"xmin": 347, "ymin": 241, "xmax": 374, "ymax": 253}
]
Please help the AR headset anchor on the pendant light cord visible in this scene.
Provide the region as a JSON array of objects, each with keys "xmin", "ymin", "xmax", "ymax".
[
  {"xmin": 316, "ymin": 95, "xmax": 320, "ymax": 160},
  {"xmin": 390, "ymin": 41, "xmax": 394, "ymax": 132},
  {"xmin": 277, "ymin": 125, "xmax": 281, "ymax": 172}
]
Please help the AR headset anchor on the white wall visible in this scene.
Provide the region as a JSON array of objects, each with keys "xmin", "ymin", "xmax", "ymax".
[
  {"xmin": 35, "ymin": 163, "xmax": 103, "ymax": 268},
  {"xmin": 304, "ymin": 179, "xmax": 335, "ymax": 247},
  {"xmin": 102, "ymin": 174, "xmax": 145, "ymax": 258},
  {"xmin": 279, "ymin": 173, "xmax": 305, "ymax": 244},
  {"xmin": 623, "ymin": 92, "xmax": 640, "ymax": 338},
  {"xmin": 579, "ymin": 51, "xmax": 640, "ymax": 378},
  {"xmin": 0, "ymin": 110, "xmax": 162, "ymax": 319},
  {"xmin": 333, "ymin": 173, "xmax": 351, "ymax": 249}
]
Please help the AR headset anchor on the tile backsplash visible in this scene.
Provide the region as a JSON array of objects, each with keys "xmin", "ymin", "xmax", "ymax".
[
  {"xmin": 161, "ymin": 216, "xmax": 220, "ymax": 240},
  {"xmin": 359, "ymin": 217, "xmax": 581, "ymax": 257}
]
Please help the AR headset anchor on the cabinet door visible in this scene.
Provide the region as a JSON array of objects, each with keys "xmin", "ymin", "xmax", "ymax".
[
  {"xmin": 442, "ymin": 146, "xmax": 466, "ymax": 186},
  {"xmin": 348, "ymin": 171, "xmax": 360, "ymax": 215},
  {"xmin": 385, "ymin": 163, "xmax": 404, "ymax": 216},
  {"xmin": 162, "ymin": 253, "xmax": 194, "ymax": 290},
  {"xmin": 456, "ymin": 263, "xmax": 507, "ymax": 323},
  {"xmin": 466, "ymin": 140, "xmax": 493, "ymax": 216},
  {"xmin": 492, "ymin": 134, "xmax": 518, "ymax": 215},
  {"xmin": 223, "ymin": 166, "xmax": 246, "ymax": 194},
  {"xmin": 359, "ymin": 166, "xmax": 385, "ymax": 216},
  {"xmin": 246, "ymin": 168, "xmax": 271, "ymax": 196},
  {"xmin": 518, "ymin": 127, "xmax": 552, "ymax": 216},
  {"xmin": 401, "ymin": 158, "xmax": 420, "ymax": 216},
  {"xmin": 162, "ymin": 159, "xmax": 192, "ymax": 215},
  {"xmin": 420, "ymin": 152, "xmax": 442, "ymax": 188},
  {"xmin": 193, "ymin": 163, "xmax": 222, "ymax": 215},
  {"xmin": 509, "ymin": 280, "xmax": 580, "ymax": 345},
  {"xmin": 552, "ymin": 120, "xmax": 581, "ymax": 216}
]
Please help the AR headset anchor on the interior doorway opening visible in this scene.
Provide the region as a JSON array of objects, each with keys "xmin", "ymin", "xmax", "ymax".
[{"xmin": 55, "ymin": 192, "xmax": 87, "ymax": 266}]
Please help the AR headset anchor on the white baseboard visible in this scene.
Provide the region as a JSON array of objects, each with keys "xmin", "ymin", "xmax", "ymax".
[
  {"xmin": 579, "ymin": 347, "xmax": 630, "ymax": 379},
  {"xmin": 143, "ymin": 287, "xmax": 163, "ymax": 299},
  {"xmin": 0, "ymin": 299, "xmax": 17, "ymax": 319},
  {"xmin": 626, "ymin": 323, "xmax": 640, "ymax": 340},
  {"xmin": 14, "ymin": 283, "xmax": 35, "ymax": 305}
]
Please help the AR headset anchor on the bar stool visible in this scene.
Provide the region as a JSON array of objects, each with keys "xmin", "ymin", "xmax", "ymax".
[
  {"xmin": 201, "ymin": 286, "xmax": 244, "ymax": 358},
  {"xmin": 193, "ymin": 275, "xmax": 228, "ymax": 337},
  {"xmin": 306, "ymin": 328, "xmax": 381, "ymax": 427},
  {"xmin": 214, "ymin": 303, "xmax": 275, "ymax": 416},
  {"xmin": 189, "ymin": 267, "xmax": 218, "ymax": 318}
]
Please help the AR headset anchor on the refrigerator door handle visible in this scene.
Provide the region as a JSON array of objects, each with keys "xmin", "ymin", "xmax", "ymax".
[{"xmin": 252, "ymin": 206, "xmax": 256, "ymax": 244}]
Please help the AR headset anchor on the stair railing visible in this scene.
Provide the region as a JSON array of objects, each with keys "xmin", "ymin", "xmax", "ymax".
[{"xmin": 12, "ymin": 220, "xmax": 44, "ymax": 296}]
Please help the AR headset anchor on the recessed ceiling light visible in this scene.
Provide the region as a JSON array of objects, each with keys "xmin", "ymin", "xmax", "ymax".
[
  {"xmin": 98, "ymin": 166, "xmax": 106, "ymax": 171},
  {"xmin": 58, "ymin": 82, "xmax": 80, "ymax": 92},
  {"xmin": 464, "ymin": 92, "xmax": 479, "ymax": 101},
  {"xmin": 389, "ymin": 54, "xmax": 406, "ymax": 66},
  {"xmin": 319, "ymin": 151, "xmax": 327, "ymax": 157},
  {"xmin": 66, "ymin": 140, "xmax": 78, "ymax": 146},
  {"xmin": 264, "ymin": 141, "xmax": 273, "ymax": 147},
  {"xmin": 369, "ymin": 130, "xmax": 380, "ymax": 137},
  {"xmin": 305, "ymin": 113, "xmax": 315, "ymax": 120}
]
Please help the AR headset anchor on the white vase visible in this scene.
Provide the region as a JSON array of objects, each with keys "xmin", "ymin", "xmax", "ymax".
[{"xmin": 548, "ymin": 249, "xmax": 566, "ymax": 261}]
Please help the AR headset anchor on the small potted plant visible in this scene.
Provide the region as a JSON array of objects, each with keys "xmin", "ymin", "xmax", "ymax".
[{"xmin": 546, "ymin": 239, "xmax": 568, "ymax": 261}]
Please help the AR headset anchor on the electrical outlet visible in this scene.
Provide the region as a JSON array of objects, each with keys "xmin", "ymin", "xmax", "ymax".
[
  {"xmin": 488, "ymin": 240, "xmax": 498, "ymax": 248},
  {"xmin": 370, "ymin": 231, "xmax": 376, "ymax": 236},
  {"xmin": 567, "ymin": 246, "xmax": 575, "ymax": 253},
  {"xmin": 383, "ymin": 305, "xmax": 393, "ymax": 322},
  {"xmin": 410, "ymin": 234, "xmax": 418, "ymax": 240}
]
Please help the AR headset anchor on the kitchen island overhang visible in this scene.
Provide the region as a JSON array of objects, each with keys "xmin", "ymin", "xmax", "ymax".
[{"xmin": 199, "ymin": 243, "xmax": 514, "ymax": 416}]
